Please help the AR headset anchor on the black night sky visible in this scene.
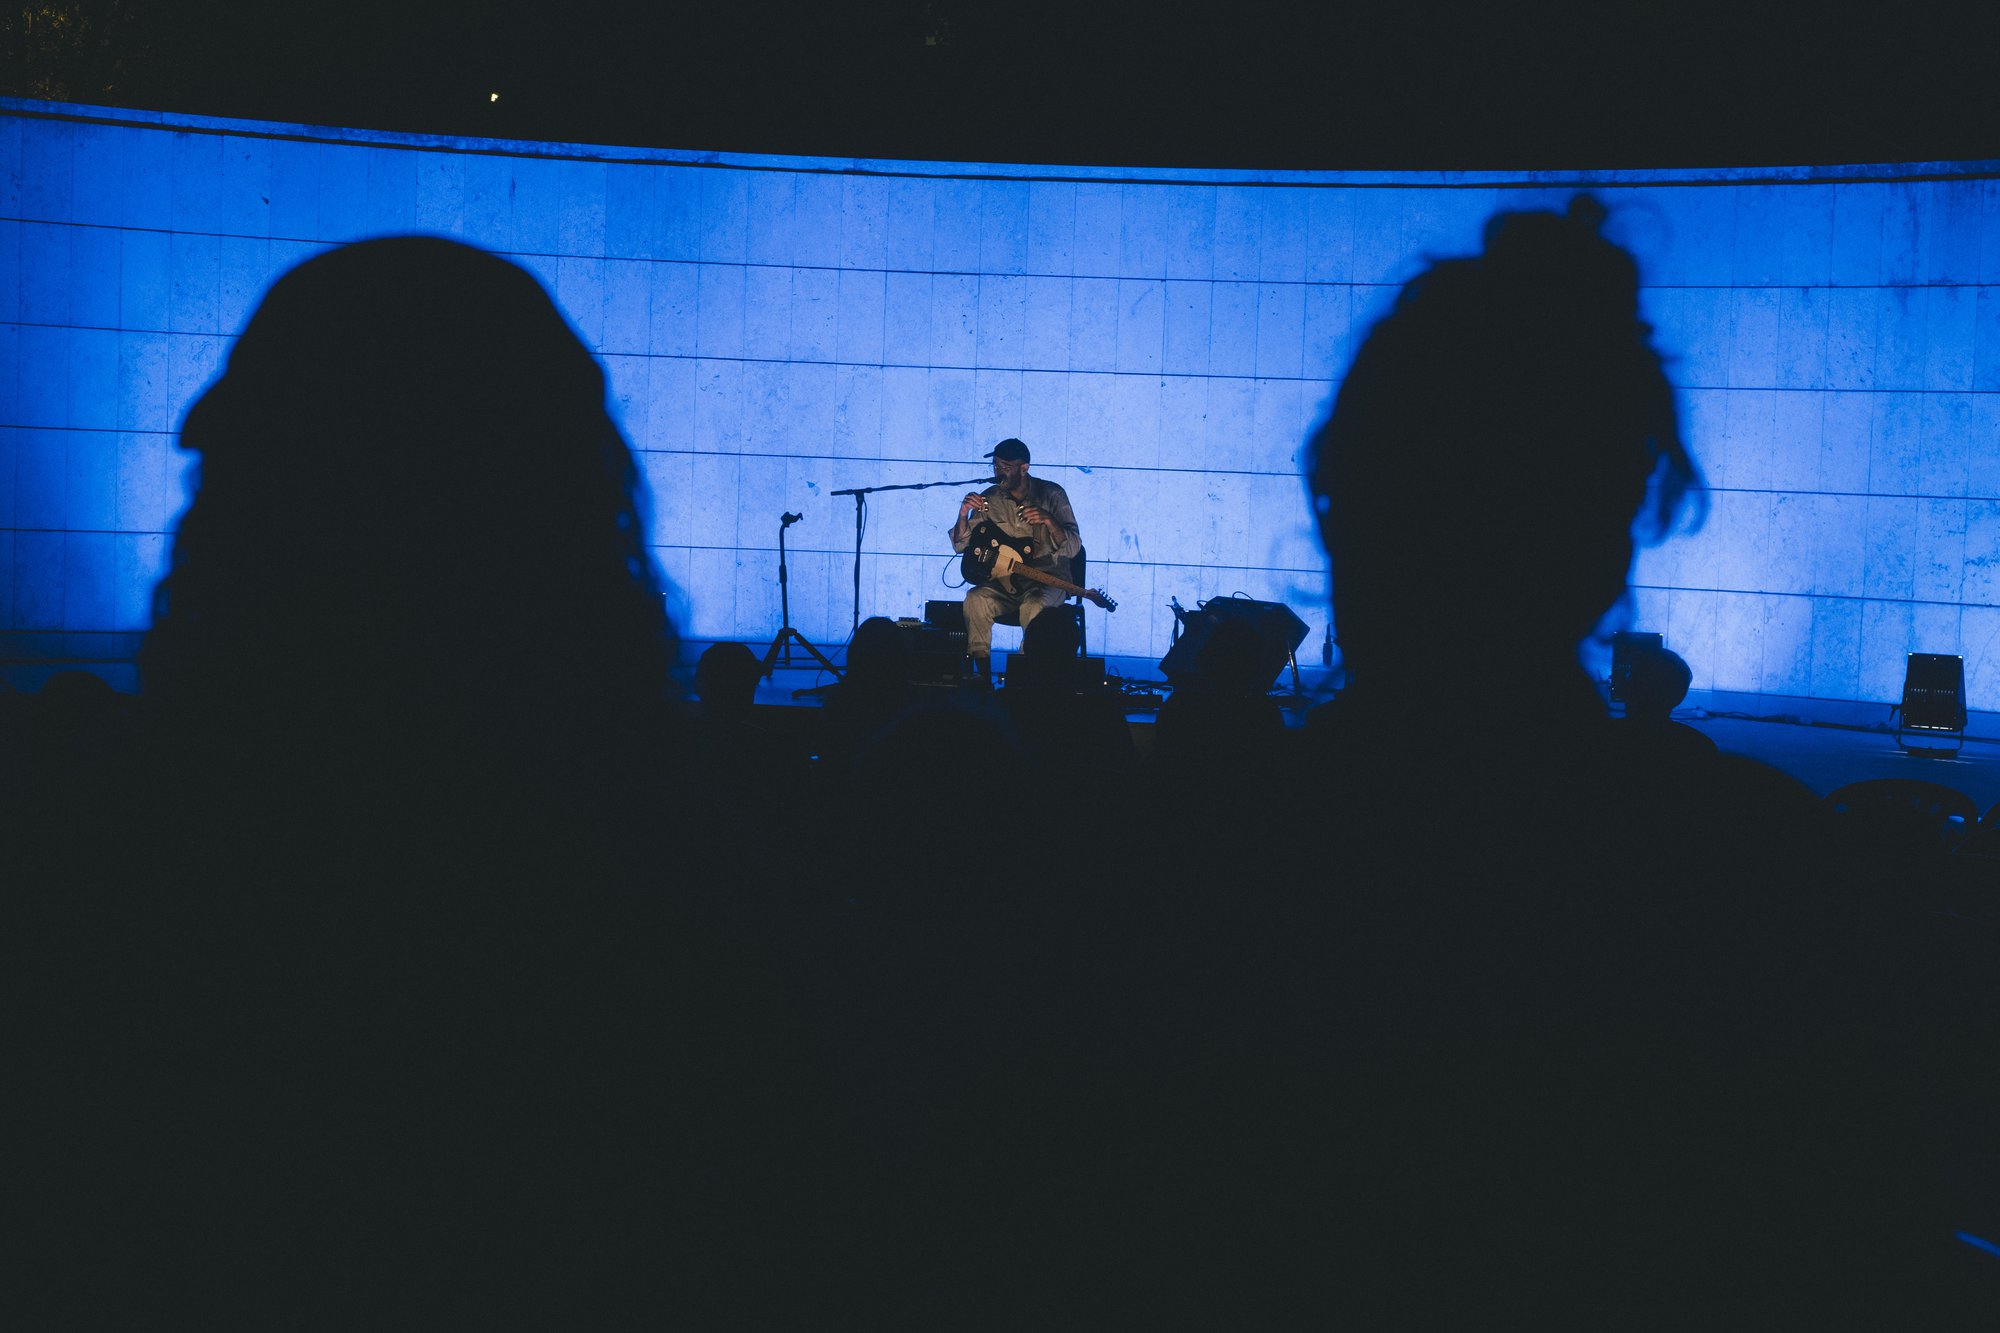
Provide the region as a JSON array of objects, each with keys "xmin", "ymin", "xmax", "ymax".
[{"xmin": 6, "ymin": 0, "xmax": 2000, "ymax": 169}]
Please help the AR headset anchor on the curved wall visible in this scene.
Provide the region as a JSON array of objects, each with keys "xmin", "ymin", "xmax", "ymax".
[{"xmin": 3, "ymin": 99, "xmax": 1998, "ymax": 711}]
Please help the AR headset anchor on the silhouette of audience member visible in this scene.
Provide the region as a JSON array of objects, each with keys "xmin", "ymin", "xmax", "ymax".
[
  {"xmin": 13, "ymin": 238, "xmax": 877, "ymax": 1325},
  {"xmin": 135, "ymin": 238, "xmax": 706, "ymax": 896},
  {"xmin": 1615, "ymin": 640, "xmax": 1718, "ymax": 759},
  {"xmin": 143, "ymin": 238, "xmax": 683, "ymax": 837},
  {"xmin": 1280, "ymin": 196, "xmax": 1978, "ymax": 1320},
  {"xmin": 12, "ymin": 669, "xmax": 135, "ymax": 819},
  {"xmin": 688, "ymin": 637, "xmax": 812, "ymax": 815},
  {"xmin": 848, "ymin": 692, "xmax": 1027, "ymax": 848},
  {"xmin": 1314, "ymin": 201, "xmax": 1698, "ymax": 732},
  {"xmin": 815, "ymin": 614, "xmax": 918, "ymax": 777},
  {"xmin": 1001, "ymin": 601, "xmax": 1084, "ymax": 687},
  {"xmin": 1000, "ymin": 608, "xmax": 1134, "ymax": 782},
  {"xmin": 694, "ymin": 639, "xmax": 762, "ymax": 719},
  {"xmin": 1620, "ymin": 640, "xmax": 1691, "ymax": 720},
  {"xmin": 0, "ymin": 679, "xmax": 23, "ymax": 806},
  {"xmin": 810, "ymin": 675, "xmax": 1045, "ymax": 1201},
  {"xmin": 1149, "ymin": 611, "xmax": 1287, "ymax": 790}
]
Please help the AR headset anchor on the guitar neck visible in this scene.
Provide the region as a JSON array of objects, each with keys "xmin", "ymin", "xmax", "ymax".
[
  {"xmin": 1011, "ymin": 563, "xmax": 1088, "ymax": 600},
  {"xmin": 965, "ymin": 522, "xmax": 1114, "ymax": 610}
]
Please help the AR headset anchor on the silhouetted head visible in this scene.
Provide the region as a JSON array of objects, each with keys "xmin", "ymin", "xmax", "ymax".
[
  {"xmin": 695, "ymin": 641, "xmax": 762, "ymax": 716},
  {"xmin": 36, "ymin": 668, "xmax": 117, "ymax": 713},
  {"xmin": 1621, "ymin": 644, "xmax": 1692, "ymax": 722},
  {"xmin": 144, "ymin": 237, "xmax": 673, "ymax": 728},
  {"xmin": 1308, "ymin": 197, "xmax": 1699, "ymax": 699},
  {"xmin": 849, "ymin": 696, "xmax": 1027, "ymax": 810},
  {"xmin": 844, "ymin": 616, "xmax": 912, "ymax": 688},
  {"xmin": 1021, "ymin": 607, "xmax": 1081, "ymax": 659}
]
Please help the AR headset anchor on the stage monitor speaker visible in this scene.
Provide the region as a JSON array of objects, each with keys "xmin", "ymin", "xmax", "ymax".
[{"xmin": 1158, "ymin": 597, "xmax": 1309, "ymax": 689}]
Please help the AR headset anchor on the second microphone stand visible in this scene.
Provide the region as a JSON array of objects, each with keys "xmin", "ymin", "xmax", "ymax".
[{"xmin": 760, "ymin": 511, "xmax": 841, "ymax": 680}]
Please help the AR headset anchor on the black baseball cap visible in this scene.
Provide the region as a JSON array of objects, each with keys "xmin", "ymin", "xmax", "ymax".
[{"xmin": 987, "ymin": 438, "xmax": 1030, "ymax": 462}]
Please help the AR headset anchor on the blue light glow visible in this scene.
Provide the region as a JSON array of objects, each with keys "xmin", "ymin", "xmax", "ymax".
[
  {"xmin": 4, "ymin": 99, "xmax": 1997, "ymax": 709},
  {"xmin": 1957, "ymin": 1231, "xmax": 2000, "ymax": 1260}
]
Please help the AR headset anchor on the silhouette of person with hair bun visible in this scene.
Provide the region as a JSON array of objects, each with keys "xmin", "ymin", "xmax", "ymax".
[
  {"xmin": 1312, "ymin": 195, "xmax": 1700, "ymax": 720},
  {"xmin": 1279, "ymin": 196, "xmax": 1977, "ymax": 1322},
  {"xmin": 1052, "ymin": 199, "xmax": 1977, "ymax": 1324}
]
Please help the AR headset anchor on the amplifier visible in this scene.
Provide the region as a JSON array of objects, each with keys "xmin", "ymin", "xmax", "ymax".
[
  {"xmin": 1003, "ymin": 653, "xmax": 1106, "ymax": 691},
  {"xmin": 1608, "ymin": 631, "xmax": 1664, "ymax": 703},
  {"xmin": 898, "ymin": 621, "xmax": 968, "ymax": 684},
  {"xmin": 1158, "ymin": 597, "xmax": 1308, "ymax": 690}
]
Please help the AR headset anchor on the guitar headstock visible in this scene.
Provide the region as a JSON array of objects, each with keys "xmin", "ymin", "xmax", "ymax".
[{"xmin": 1085, "ymin": 589, "xmax": 1117, "ymax": 612}]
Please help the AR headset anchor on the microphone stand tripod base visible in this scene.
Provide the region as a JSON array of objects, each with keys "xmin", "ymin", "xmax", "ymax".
[
  {"xmin": 761, "ymin": 626, "xmax": 841, "ymax": 682},
  {"xmin": 761, "ymin": 510, "xmax": 841, "ymax": 687}
]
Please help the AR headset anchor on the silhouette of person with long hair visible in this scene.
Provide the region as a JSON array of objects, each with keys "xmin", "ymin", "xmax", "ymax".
[
  {"xmin": 14, "ymin": 238, "xmax": 878, "ymax": 1325},
  {"xmin": 143, "ymin": 236, "xmax": 681, "ymax": 843},
  {"xmin": 1287, "ymin": 197, "xmax": 1979, "ymax": 1321}
]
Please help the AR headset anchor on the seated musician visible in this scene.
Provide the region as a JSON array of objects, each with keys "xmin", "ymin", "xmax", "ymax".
[{"xmin": 949, "ymin": 438, "xmax": 1081, "ymax": 675}]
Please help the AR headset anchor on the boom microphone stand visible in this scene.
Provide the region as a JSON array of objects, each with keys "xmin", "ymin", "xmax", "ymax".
[
  {"xmin": 760, "ymin": 511, "xmax": 841, "ymax": 680},
  {"xmin": 830, "ymin": 475, "xmax": 992, "ymax": 637}
]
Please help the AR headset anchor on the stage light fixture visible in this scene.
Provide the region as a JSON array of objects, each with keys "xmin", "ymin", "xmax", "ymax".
[{"xmin": 1896, "ymin": 652, "xmax": 1966, "ymax": 754}]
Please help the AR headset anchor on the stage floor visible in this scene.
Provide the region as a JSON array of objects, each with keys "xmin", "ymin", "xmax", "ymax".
[
  {"xmin": 1687, "ymin": 714, "xmax": 2000, "ymax": 808},
  {"xmin": 13, "ymin": 650, "xmax": 1988, "ymax": 811},
  {"xmin": 734, "ymin": 661, "xmax": 2000, "ymax": 814}
]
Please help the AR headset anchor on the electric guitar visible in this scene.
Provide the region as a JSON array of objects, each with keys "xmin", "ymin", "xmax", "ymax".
[{"xmin": 960, "ymin": 521, "xmax": 1117, "ymax": 611}]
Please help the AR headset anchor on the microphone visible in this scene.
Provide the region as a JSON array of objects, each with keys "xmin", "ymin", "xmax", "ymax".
[{"xmin": 781, "ymin": 511, "xmax": 803, "ymax": 526}]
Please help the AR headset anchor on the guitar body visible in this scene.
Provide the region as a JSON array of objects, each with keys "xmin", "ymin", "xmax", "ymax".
[
  {"xmin": 960, "ymin": 521, "xmax": 1040, "ymax": 588},
  {"xmin": 958, "ymin": 521, "xmax": 1117, "ymax": 612}
]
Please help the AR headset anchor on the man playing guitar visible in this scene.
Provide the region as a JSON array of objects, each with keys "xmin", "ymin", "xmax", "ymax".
[{"xmin": 949, "ymin": 438, "xmax": 1082, "ymax": 674}]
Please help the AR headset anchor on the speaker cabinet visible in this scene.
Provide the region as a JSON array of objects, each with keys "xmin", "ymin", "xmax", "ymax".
[
  {"xmin": 1609, "ymin": 631, "xmax": 1664, "ymax": 703},
  {"xmin": 1158, "ymin": 597, "xmax": 1309, "ymax": 689},
  {"xmin": 897, "ymin": 622, "xmax": 968, "ymax": 684}
]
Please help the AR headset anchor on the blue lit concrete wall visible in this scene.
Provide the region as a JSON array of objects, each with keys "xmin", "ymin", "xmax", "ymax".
[
  {"xmin": 4, "ymin": 100, "xmax": 1998, "ymax": 710},
  {"xmin": 1617, "ymin": 184, "xmax": 2000, "ymax": 713}
]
